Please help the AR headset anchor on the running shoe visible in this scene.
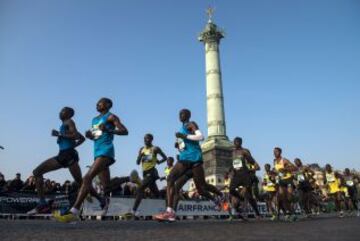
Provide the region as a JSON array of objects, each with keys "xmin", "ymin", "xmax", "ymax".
[
  {"xmin": 153, "ymin": 211, "xmax": 176, "ymax": 222},
  {"xmin": 270, "ymin": 214, "xmax": 277, "ymax": 221},
  {"xmin": 53, "ymin": 210, "xmax": 79, "ymax": 223},
  {"xmin": 27, "ymin": 203, "xmax": 51, "ymax": 215},
  {"xmin": 122, "ymin": 210, "xmax": 140, "ymax": 220},
  {"xmin": 339, "ymin": 211, "xmax": 344, "ymax": 218}
]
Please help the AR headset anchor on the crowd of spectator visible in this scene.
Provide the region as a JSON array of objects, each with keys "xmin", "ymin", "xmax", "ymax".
[
  {"xmin": 0, "ymin": 172, "xmax": 77, "ymax": 195},
  {"xmin": 0, "ymin": 172, "xmax": 197, "ymax": 202}
]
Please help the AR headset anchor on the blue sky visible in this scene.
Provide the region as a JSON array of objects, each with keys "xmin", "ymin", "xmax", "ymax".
[{"xmin": 0, "ymin": 0, "xmax": 359, "ymax": 182}]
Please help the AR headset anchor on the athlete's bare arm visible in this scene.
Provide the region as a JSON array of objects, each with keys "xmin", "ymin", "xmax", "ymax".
[
  {"xmin": 175, "ymin": 121, "xmax": 200, "ymax": 139},
  {"xmin": 155, "ymin": 147, "xmax": 167, "ymax": 164},
  {"xmin": 243, "ymin": 149, "xmax": 260, "ymax": 170},
  {"xmin": 136, "ymin": 147, "xmax": 144, "ymax": 165},
  {"xmin": 106, "ymin": 114, "xmax": 128, "ymax": 135},
  {"xmin": 187, "ymin": 121, "xmax": 199, "ymax": 132},
  {"xmin": 85, "ymin": 130, "xmax": 95, "ymax": 140},
  {"xmin": 283, "ymin": 158, "xmax": 296, "ymax": 172}
]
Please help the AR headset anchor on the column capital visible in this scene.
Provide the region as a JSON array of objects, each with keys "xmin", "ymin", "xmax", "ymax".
[{"xmin": 198, "ymin": 22, "xmax": 224, "ymax": 44}]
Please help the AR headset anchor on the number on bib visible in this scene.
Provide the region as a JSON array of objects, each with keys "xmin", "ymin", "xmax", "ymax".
[
  {"xmin": 233, "ymin": 159, "xmax": 243, "ymax": 169},
  {"xmin": 91, "ymin": 128, "xmax": 103, "ymax": 140},
  {"xmin": 177, "ymin": 139, "xmax": 185, "ymax": 151},
  {"xmin": 297, "ymin": 174, "xmax": 305, "ymax": 182}
]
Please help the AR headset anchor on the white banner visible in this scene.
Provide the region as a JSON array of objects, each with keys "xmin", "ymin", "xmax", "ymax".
[
  {"xmin": 82, "ymin": 197, "xmax": 269, "ymax": 217},
  {"xmin": 83, "ymin": 198, "xmax": 165, "ymax": 216}
]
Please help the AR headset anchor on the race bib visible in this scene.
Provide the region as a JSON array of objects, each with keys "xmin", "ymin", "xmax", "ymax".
[
  {"xmin": 142, "ymin": 154, "xmax": 153, "ymax": 163},
  {"xmin": 275, "ymin": 176, "xmax": 280, "ymax": 184},
  {"xmin": 346, "ymin": 180, "xmax": 354, "ymax": 186},
  {"xmin": 297, "ymin": 174, "xmax": 305, "ymax": 182},
  {"xmin": 177, "ymin": 138, "xmax": 185, "ymax": 151},
  {"xmin": 91, "ymin": 127, "xmax": 103, "ymax": 140},
  {"xmin": 326, "ymin": 174, "xmax": 335, "ymax": 183},
  {"xmin": 233, "ymin": 159, "xmax": 243, "ymax": 169}
]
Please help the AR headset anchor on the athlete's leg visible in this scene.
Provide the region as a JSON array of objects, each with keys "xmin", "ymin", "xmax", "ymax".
[
  {"xmin": 270, "ymin": 192, "xmax": 277, "ymax": 216},
  {"xmin": 206, "ymin": 183, "xmax": 223, "ymax": 197},
  {"xmin": 133, "ymin": 175, "xmax": 153, "ymax": 212},
  {"xmin": 303, "ymin": 191, "xmax": 312, "ymax": 214},
  {"xmin": 192, "ymin": 164, "xmax": 216, "ymax": 201},
  {"xmin": 278, "ymin": 185, "xmax": 292, "ymax": 214},
  {"xmin": 98, "ymin": 166, "xmax": 111, "ymax": 196},
  {"xmin": 174, "ymin": 174, "xmax": 191, "ymax": 211},
  {"xmin": 148, "ymin": 181, "xmax": 160, "ymax": 198},
  {"xmin": 244, "ymin": 186, "xmax": 260, "ymax": 216},
  {"xmin": 72, "ymin": 157, "xmax": 112, "ymax": 210},
  {"xmin": 229, "ymin": 173, "xmax": 242, "ymax": 200},
  {"xmin": 167, "ymin": 162, "xmax": 189, "ymax": 209},
  {"xmin": 68, "ymin": 163, "xmax": 102, "ymax": 202},
  {"xmin": 33, "ymin": 158, "xmax": 63, "ymax": 201}
]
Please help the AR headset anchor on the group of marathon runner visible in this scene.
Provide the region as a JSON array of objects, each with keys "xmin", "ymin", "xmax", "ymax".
[{"xmin": 26, "ymin": 98, "xmax": 359, "ymax": 223}]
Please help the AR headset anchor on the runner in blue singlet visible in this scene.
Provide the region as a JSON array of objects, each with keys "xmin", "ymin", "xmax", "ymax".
[{"xmin": 54, "ymin": 98, "xmax": 128, "ymax": 223}]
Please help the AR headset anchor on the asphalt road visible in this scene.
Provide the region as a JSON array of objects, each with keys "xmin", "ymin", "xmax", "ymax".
[{"xmin": 0, "ymin": 216, "xmax": 359, "ymax": 241}]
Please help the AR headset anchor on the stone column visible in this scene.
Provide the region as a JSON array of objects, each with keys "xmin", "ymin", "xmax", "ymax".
[{"xmin": 199, "ymin": 21, "xmax": 228, "ymax": 141}]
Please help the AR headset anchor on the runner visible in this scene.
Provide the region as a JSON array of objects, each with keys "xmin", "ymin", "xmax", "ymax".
[
  {"xmin": 229, "ymin": 137, "xmax": 260, "ymax": 219},
  {"xmin": 131, "ymin": 133, "xmax": 167, "ymax": 217},
  {"xmin": 247, "ymin": 161, "xmax": 260, "ymax": 201},
  {"xmin": 343, "ymin": 168, "xmax": 358, "ymax": 215},
  {"xmin": 29, "ymin": 107, "xmax": 103, "ymax": 215},
  {"xmin": 294, "ymin": 158, "xmax": 318, "ymax": 217},
  {"xmin": 172, "ymin": 161, "xmax": 223, "ymax": 212},
  {"xmin": 273, "ymin": 147, "xmax": 297, "ymax": 221},
  {"xmin": 54, "ymin": 98, "xmax": 128, "ymax": 222},
  {"xmin": 153, "ymin": 109, "xmax": 223, "ymax": 222},
  {"xmin": 324, "ymin": 164, "xmax": 345, "ymax": 218},
  {"xmin": 161, "ymin": 157, "xmax": 174, "ymax": 181},
  {"xmin": 262, "ymin": 163, "xmax": 277, "ymax": 220}
]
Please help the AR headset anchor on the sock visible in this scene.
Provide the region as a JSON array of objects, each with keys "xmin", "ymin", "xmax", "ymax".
[
  {"xmin": 166, "ymin": 207, "xmax": 174, "ymax": 213},
  {"xmin": 70, "ymin": 207, "xmax": 79, "ymax": 215}
]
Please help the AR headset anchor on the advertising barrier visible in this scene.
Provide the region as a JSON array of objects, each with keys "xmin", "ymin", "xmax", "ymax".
[
  {"xmin": 82, "ymin": 197, "xmax": 270, "ymax": 217},
  {"xmin": 0, "ymin": 192, "xmax": 270, "ymax": 217},
  {"xmin": 0, "ymin": 192, "xmax": 70, "ymax": 214}
]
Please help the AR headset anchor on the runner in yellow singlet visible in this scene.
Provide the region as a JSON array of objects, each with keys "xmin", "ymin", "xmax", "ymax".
[
  {"xmin": 324, "ymin": 164, "xmax": 345, "ymax": 217},
  {"xmin": 273, "ymin": 147, "xmax": 297, "ymax": 221}
]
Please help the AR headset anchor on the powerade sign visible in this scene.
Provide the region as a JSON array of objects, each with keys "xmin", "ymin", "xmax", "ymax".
[
  {"xmin": 0, "ymin": 192, "xmax": 70, "ymax": 214},
  {"xmin": 0, "ymin": 196, "xmax": 39, "ymax": 204}
]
